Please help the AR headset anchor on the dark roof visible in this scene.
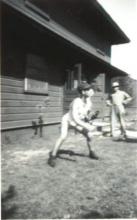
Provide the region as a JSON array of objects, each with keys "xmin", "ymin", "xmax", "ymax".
[
  {"xmin": 91, "ymin": 0, "xmax": 130, "ymax": 44},
  {"xmin": 27, "ymin": 0, "xmax": 130, "ymax": 45}
]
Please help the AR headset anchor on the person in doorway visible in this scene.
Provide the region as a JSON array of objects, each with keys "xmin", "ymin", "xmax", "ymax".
[
  {"xmin": 106, "ymin": 81, "xmax": 132, "ymax": 139},
  {"xmin": 48, "ymin": 82, "xmax": 99, "ymax": 167}
]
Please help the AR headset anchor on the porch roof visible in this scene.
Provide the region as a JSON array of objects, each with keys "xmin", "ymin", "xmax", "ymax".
[{"xmin": 2, "ymin": 0, "xmax": 128, "ymax": 77}]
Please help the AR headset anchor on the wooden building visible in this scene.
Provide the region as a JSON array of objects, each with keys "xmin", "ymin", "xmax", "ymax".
[{"xmin": 1, "ymin": 0, "xmax": 130, "ymax": 136}]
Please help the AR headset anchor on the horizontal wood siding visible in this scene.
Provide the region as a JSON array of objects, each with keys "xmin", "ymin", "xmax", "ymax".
[
  {"xmin": 1, "ymin": 76, "xmax": 63, "ymax": 130},
  {"xmin": 1, "ymin": 100, "xmax": 61, "ymax": 107}
]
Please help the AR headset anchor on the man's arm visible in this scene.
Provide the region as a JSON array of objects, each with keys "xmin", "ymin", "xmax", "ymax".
[
  {"xmin": 123, "ymin": 92, "xmax": 133, "ymax": 105},
  {"xmin": 71, "ymin": 99, "xmax": 93, "ymax": 131}
]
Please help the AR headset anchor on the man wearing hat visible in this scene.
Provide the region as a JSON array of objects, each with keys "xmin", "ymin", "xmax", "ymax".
[
  {"xmin": 106, "ymin": 81, "xmax": 132, "ymax": 139},
  {"xmin": 48, "ymin": 82, "xmax": 99, "ymax": 167}
]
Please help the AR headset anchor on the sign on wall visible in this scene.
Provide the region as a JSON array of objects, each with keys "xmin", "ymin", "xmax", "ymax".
[{"xmin": 24, "ymin": 78, "xmax": 48, "ymax": 94}]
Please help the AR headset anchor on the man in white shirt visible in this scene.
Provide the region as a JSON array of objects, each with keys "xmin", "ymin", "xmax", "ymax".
[
  {"xmin": 48, "ymin": 82, "xmax": 99, "ymax": 167},
  {"xmin": 106, "ymin": 81, "xmax": 132, "ymax": 139}
]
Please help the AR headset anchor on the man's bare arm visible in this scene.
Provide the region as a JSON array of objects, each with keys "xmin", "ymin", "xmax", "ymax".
[
  {"xmin": 71, "ymin": 100, "xmax": 94, "ymax": 131},
  {"xmin": 123, "ymin": 92, "xmax": 133, "ymax": 105}
]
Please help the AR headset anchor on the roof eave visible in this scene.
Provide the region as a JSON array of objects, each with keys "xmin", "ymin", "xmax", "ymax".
[{"xmin": 94, "ymin": 0, "xmax": 130, "ymax": 44}]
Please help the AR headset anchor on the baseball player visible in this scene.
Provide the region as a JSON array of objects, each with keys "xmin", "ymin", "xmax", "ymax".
[{"xmin": 48, "ymin": 82, "xmax": 99, "ymax": 167}]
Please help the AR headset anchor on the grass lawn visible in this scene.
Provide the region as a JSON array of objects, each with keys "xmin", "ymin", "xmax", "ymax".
[{"xmin": 1, "ymin": 132, "xmax": 137, "ymax": 219}]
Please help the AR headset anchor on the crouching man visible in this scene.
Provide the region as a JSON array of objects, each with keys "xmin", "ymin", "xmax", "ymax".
[{"xmin": 48, "ymin": 82, "xmax": 99, "ymax": 167}]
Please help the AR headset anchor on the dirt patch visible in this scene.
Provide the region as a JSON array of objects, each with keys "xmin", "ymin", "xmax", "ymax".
[{"xmin": 1, "ymin": 133, "xmax": 137, "ymax": 219}]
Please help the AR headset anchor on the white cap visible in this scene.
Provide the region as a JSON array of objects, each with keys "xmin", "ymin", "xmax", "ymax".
[{"xmin": 112, "ymin": 82, "xmax": 119, "ymax": 87}]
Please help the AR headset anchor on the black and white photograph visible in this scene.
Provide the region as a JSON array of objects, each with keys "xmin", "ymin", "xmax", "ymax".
[{"xmin": 1, "ymin": 0, "xmax": 137, "ymax": 219}]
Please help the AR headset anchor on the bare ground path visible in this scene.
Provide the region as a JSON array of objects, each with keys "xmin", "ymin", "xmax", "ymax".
[{"xmin": 1, "ymin": 133, "xmax": 137, "ymax": 219}]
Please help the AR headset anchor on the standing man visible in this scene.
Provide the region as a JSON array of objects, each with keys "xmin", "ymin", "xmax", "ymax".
[
  {"xmin": 48, "ymin": 82, "xmax": 99, "ymax": 167},
  {"xmin": 106, "ymin": 81, "xmax": 132, "ymax": 139}
]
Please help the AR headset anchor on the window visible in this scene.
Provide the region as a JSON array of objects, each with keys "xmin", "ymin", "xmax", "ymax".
[
  {"xmin": 24, "ymin": 54, "xmax": 48, "ymax": 94},
  {"xmin": 65, "ymin": 63, "xmax": 82, "ymax": 90}
]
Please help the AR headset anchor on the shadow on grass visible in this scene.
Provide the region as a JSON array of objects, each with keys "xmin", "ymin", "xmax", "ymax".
[
  {"xmin": 2, "ymin": 185, "xmax": 18, "ymax": 219},
  {"xmin": 113, "ymin": 138, "xmax": 137, "ymax": 143},
  {"xmin": 77, "ymin": 210, "xmax": 121, "ymax": 219},
  {"xmin": 126, "ymin": 139, "xmax": 137, "ymax": 143},
  {"xmin": 57, "ymin": 156, "xmax": 77, "ymax": 162},
  {"xmin": 58, "ymin": 149, "xmax": 87, "ymax": 157},
  {"xmin": 2, "ymin": 205, "xmax": 18, "ymax": 219},
  {"xmin": 57, "ymin": 149, "xmax": 88, "ymax": 162}
]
